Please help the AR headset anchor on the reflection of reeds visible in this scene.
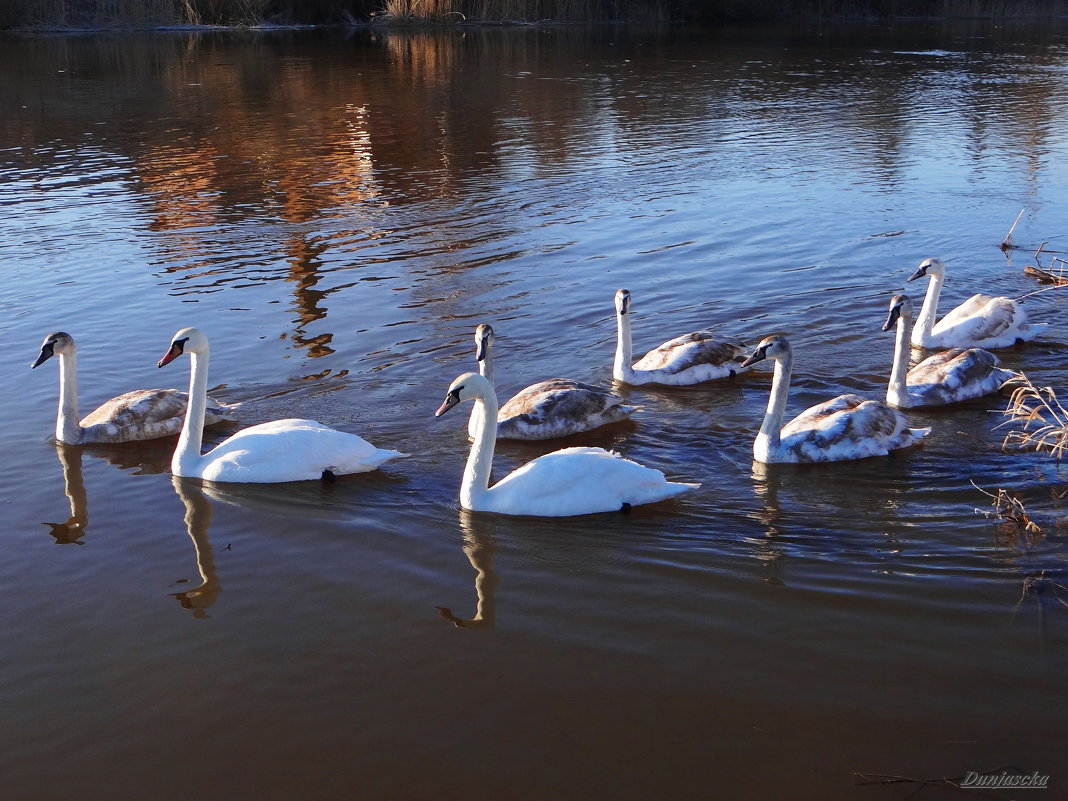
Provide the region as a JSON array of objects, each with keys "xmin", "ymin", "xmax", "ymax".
[
  {"xmin": 377, "ymin": 0, "xmax": 668, "ymax": 23},
  {"xmin": 999, "ymin": 374, "xmax": 1068, "ymax": 459}
]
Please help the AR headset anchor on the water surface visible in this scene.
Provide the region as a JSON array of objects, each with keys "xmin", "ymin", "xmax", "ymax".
[{"xmin": 1, "ymin": 21, "xmax": 1067, "ymax": 800}]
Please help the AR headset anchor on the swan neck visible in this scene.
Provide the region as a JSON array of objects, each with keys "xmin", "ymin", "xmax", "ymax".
[
  {"xmin": 613, "ymin": 310, "xmax": 633, "ymax": 381},
  {"xmin": 915, "ymin": 272, "xmax": 942, "ymax": 339},
  {"xmin": 758, "ymin": 354, "xmax": 791, "ymax": 453},
  {"xmin": 478, "ymin": 347, "xmax": 494, "ymax": 384},
  {"xmin": 174, "ymin": 350, "xmax": 209, "ymax": 476},
  {"xmin": 462, "ymin": 388, "xmax": 498, "ymax": 509},
  {"xmin": 56, "ymin": 350, "xmax": 82, "ymax": 444},
  {"xmin": 888, "ymin": 313, "xmax": 912, "ymax": 405}
]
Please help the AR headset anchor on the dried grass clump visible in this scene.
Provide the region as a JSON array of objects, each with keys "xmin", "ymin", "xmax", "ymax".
[
  {"xmin": 999, "ymin": 374, "xmax": 1068, "ymax": 459},
  {"xmin": 972, "ymin": 480, "xmax": 1043, "ymax": 546}
]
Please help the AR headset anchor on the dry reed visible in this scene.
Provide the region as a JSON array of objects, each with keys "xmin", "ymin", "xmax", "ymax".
[{"xmin": 999, "ymin": 374, "xmax": 1068, "ymax": 459}]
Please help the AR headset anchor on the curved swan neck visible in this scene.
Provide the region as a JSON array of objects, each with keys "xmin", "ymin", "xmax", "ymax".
[
  {"xmin": 174, "ymin": 350, "xmax": 209, "ymax": 476},
  {"xmin": 56, "ymin": 349, "xmax": 82, "ymax": 443},
  {"xmin": 915, "ymin": 272, "xmax": 943, "ymax": 340},
  {"xmin": 888, "ymin": 312, "xmax": 912, "ymax": 405},
  {"xmin": 758, "ymin": 353, "xmax": 792, "ymax": 454},
  {"xmin": 462, "ymin": 386, "xmax": 499, "ymax": 509},
  {"xmin": 613, "ymin": 310, "xmax": 634, "ymax": 381}
]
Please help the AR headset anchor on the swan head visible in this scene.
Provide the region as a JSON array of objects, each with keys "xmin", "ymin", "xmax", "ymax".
[
  {"xmin": 31, "ymin": 331, "xmax": 75, "ymax": 369},
  {"xmin": 474, "ymin": 323, "xmax": 494, "ymax": 362},
  {"xmin": 741, "ymin": 335, "xmax": 791, "ymax": 368},
  {"xmin": 881, "ymin": 294, "xmax": 914, "ymax": 331},
  {"xmin": 908, "ymin": 257, "xmax": 946, "ymax": 282},
  {"xmin": 614, "ymin": 288, "xmax": 631, "ymax": 316},
  {"xmin": 158, "ymin": 327, "xmax": 207, "ymax": 368},
  {"xmin": 435, "ymin": 372, "xmax": 491, "ymax": 418}
]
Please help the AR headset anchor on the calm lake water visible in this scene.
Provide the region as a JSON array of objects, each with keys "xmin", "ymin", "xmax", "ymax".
[{"xmin": 2, "ymin": 20, "xmax": 1067, "ymax": 800}]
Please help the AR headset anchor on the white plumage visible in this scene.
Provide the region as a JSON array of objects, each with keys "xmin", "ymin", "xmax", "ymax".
[
  {"xmin": 32, "ymin": 331, "xmax": 232, "ymax": 444},
  {"xmin": 437, "ymin": 373, "xmax": 698, "ymax": 516},
  {"xmin": 612, "ymin": 289, "xmax": 750, "ymax": 386},
  {"xmin": 882, "ymin": 294, "xmax": 1015, "ymax": 408},
  {"xmin": 906, "ymin": 257, "xmax": 1046, "ymax": 349},
  {"xmin": 742, "ymin": 335, "xmax": 929, "ymax": 464},
  {"xmin": 470, "ymin": 323, "xmax": 636, "ymax": 440},
  {"xmin": 158, "ymin": 327, "xmax": 404, "ymax": 483}
]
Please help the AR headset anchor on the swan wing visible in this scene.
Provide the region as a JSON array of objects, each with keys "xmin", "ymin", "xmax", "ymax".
[
  {"xmin": 497, "ymin": 379, "xmax": 636, "ymax": 439},
  {"xmin": 781, "ymin": 394, "xmax": 924, "ymax": 462},
  {"xmin": 931, "ymin": 295, "xmax": 1024, "ymax": 345},
  {"xmin": 906, "ymin": 348, "xmax": 1012, "ymax": 405},
  {"xmin": 632, "ymin": 332, "xmax": 747, "ymax": 374},
  {"xmin": 198, "ymin": 419, "xmax": 404, "ymax": 483},
  {"xmin": 80, "ymin": 388, "xmax": 234, "ymax": 443},
  {"xmin": 486, "ymin": 447, "xmax": 697, "ymax": 516},
  {"xmin": 937, "ymin": 293, "xmax": 995, "ymax": 326}
]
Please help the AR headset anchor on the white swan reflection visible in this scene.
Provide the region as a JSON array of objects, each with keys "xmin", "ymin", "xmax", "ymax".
[
  {"xmin": 437, "ymin": 510, "xmax": 499, "ymax": 629},
  {"xmin": 170, "ymin": 476, "xmax": 222, "ymax": 616}
]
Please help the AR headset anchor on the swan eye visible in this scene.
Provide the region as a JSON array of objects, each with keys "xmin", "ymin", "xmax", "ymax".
[{"xmin": 172, "ymin": 337, "xmax": 188, "ymax": 353}]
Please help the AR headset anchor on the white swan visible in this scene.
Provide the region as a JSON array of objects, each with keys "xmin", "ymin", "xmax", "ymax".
[
  {"xmin": 470, "ymin": 323, "xmax": 636, "ymax": 440},
  {"xmin": 436, "ymin": 372, "xmax": 698, "ymax": 516},
  {"xmin": 883, "ymin": 294, "xmax": 1015, "ymax": 408},
  {"xmin": 906, "ymin": 257, "xmax": 1046, "ymax": 349},
  {"xmin": 741, "ymin": 335, "xmax": 929, "ymax": 463},
  {"xmin": 613, "ymin": 289, "xmax": 750, "ymax": 385},
  {"xmin": 31, "ymin": 331, "xmax": 233, "ymax": 445},
  {"xmin": 158, "ymin": 327, "xmax": 404, "ymax": 482}
]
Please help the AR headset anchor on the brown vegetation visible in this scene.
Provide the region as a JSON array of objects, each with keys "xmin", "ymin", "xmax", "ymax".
[{"xmin": 3, "ymin": 0, "xmax": 1068, "ymax": 28}]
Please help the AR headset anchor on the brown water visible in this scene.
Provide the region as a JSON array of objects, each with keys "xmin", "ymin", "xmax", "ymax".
[{"xmin": 2, "ymin": 21, "xmax": 1067, "ymax": 801}]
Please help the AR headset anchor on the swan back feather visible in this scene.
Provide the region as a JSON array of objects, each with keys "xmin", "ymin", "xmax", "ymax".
[{"xmin": 497, "ymin": 378, "xmax": 637, "ymax": 440}]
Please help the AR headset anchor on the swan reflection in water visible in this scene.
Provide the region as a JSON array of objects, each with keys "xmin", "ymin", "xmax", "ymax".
[
  {"xmin": 43, "ymin": 443, "xmax": 89, "ymax": 544},
  {"xmin": 42, "ymin": 438, "xmax": 175, "ymax": 544},
  {"xmin": 170, "ymin": 476, "xmax": 222, "ymax": 617},
  {"xmin": 437, "ymin": 509, "xmax": 499, "ymax": 630}
]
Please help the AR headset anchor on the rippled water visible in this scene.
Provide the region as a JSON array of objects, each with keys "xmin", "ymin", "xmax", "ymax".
[{"xmin": 2, "ymin": 21, "xmax": 1067, "ymax": 800}]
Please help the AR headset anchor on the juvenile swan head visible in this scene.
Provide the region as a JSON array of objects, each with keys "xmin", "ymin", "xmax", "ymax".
[
  {"xmin": 741, "ymin": 335, "xmax": 790, "ymax": 368},
  {"xmin": 31, "ymin": 331, "xmax": 75, "ymax": 369},
  {"xmin": 614, "ymin": 288, "xmax": 631, "ymax": 316},
  {"xmin": 882, "ymin": 294, "xmax": 914, "ymax": 331},
  {"xmin": 474, "ymin": 323, "xmax": 494, "ymax": 362}
]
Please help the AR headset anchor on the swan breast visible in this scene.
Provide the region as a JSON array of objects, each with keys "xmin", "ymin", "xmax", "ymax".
[{"xmin": 497, "ymin": 379, "xmax": 636, "ymax": 440}]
